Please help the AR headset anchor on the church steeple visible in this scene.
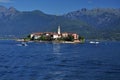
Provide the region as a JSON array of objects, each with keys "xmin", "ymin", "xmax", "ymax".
[{"xmin": 58, "ymin": 25, "xmax": 61, "ymax": 34}]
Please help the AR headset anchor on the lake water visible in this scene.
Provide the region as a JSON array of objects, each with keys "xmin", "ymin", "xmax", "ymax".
[{"xmin": 0, "ymin": 40, "xmax": 120, "ymax": 80}]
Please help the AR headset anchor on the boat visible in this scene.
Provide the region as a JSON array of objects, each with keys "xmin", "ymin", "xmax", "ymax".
[
  {"xmin": 16, "ymin": 39, "xmax": 25, "ymax": 41},
  {"xmin": 95, "ymin": 41, "xmax": 99, "ymax": 44},
  {"xmin": 21, "ymin": 42, "xmax": 27, "ymax": 46},
  {"xmin": 90, "ymin": 41, "xmax": 95, "ymax": 44},
  {"xmin": 90, "ymin": 41, "xmax": 99, "ymax": 44}
]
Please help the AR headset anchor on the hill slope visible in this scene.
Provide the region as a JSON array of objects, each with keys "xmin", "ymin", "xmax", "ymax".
[
  {"xmin": 0, "ymin": 6, "xmax": 120, "ymax": 40},
  {"xmin": 64, "ymin": 8, "xmax": 120, "ymax": 40},
  {"xmin": 0, "ymin": 6, "xmax": 91, "ymax": 38}
]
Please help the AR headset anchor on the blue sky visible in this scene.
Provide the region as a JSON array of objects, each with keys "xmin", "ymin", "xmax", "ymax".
[{"xmin": 0, "ymin": 0, "xmax": 120, "ymax": 15}]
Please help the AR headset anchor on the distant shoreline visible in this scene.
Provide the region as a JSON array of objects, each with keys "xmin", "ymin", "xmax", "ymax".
[
  {"xmin": 16, "ymin": 39, "xmax": 84, "ymax": 44},
  {"xmin": 0, "ymin": 38, "xmax": 119, "ymax": 42}
]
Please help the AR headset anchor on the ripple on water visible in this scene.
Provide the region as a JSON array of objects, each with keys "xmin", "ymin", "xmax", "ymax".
[{"xmin": 0, "ymin": 41, "xmax": 120, "ymax": 80}]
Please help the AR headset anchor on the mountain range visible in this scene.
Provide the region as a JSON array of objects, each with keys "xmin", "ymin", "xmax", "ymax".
[
  {"xmin": 0, "ymin": 6, "xmax": 120, "ymax": 40},
  {"xmin": 64, "ymin": 8, "xmax": 120, "ymax": 40}
]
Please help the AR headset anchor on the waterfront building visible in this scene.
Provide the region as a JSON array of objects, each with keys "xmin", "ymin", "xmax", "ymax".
[
  {"xmin": 53, "ymin": 33, "xmax": 59, "ymax": 39},
  {"xmin": 72, "ymin": 33, "xmax": 79, "ymax": 40},
  {"xmin": 29, "ymin": 26, "xmax": 80, "ymax": 42},
  {"xmin": 62, "ymin": 32, "xmax": 68, "ymax": 37}
]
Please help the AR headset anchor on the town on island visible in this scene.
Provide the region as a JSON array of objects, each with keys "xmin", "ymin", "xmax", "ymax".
[{"xmin": 19, "ymin": 26, "xmax": 85, "ymax": 43}]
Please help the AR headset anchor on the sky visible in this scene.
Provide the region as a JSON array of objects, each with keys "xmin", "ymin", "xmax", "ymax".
[{"xmin": 0, "ymin": 0, "xmax": 120, "ymax": 15}]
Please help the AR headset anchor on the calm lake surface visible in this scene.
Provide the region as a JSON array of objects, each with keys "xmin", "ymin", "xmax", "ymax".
[{"xmin": 0, "ymin": 40, "xmax": 120, "ymax": 80}]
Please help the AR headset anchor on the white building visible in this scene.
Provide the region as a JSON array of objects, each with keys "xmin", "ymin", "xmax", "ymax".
[
  {"xmin": 53, "ymin": 26, "xmax": 61, "ymax": 39},
  {"xmin": 62, "ymin": 32, "xmax": 68, "ymax": 37},
  {"xmin": 53, "ymin": 34, "xmax": 59, "ymax": 39},
  {"xmin": 58, "ymin": 26, "xmax": 61, "ymax": 35},
  {"xmin": 30, "ymin": 34, "xmax": 34, "ymax": 38}
]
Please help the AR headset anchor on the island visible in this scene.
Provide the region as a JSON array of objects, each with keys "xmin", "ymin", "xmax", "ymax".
[{"xmin": 20, "ymin": 26, "xmax": 85, "ymax": 43}]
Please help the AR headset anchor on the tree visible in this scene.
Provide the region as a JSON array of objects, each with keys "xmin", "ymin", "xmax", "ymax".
[
  {"xmin": 27, "ymin": 35, "xmax": 31, "ymax": 38},
  {"xmin": 62, "ymin": 35, "xmax": 74, "ymax": 41}
]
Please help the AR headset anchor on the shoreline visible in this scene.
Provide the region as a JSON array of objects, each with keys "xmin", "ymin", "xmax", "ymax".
[
  {"xmin": 1, "ymin": 38, "xmax": 120, "ymax": 43},
  {"xmin": 16, "ymin": 39, "xmax": 84, "ymax": 44}
]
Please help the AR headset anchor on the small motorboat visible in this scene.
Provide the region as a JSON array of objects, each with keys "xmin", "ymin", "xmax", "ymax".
[
  {"xmin": 21, "ymin": 42, "xmax": 27, "ymax": 46},
  {"xmin": 90, "ymin": 41, "xmax": 96, "ymax": 44},
  {"xmin": 90, "ymin": 41, "xmax": 99, "ymax": 44},
  {"xmin": 95, "ymin": 41, "xmax": 99, "ymax": 44}
]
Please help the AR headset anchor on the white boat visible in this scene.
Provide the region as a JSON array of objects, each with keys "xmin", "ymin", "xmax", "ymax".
[
  {"xmin": 95, "ymin": 42, "xmax": 99, "ymax": 44},
  {"xmin": 16, "ymin": 39, "xmax": 25, "ymax": 41},
  {"xmin": 21, "ymin": 42, "xmax": 28, "ymax": 46},
  {"xmin": 90, "ymin": 41, "xmax": 95, "ymax": 44},
  {"xmin": 90, "ymin": 41, "xmax": 99, "ymax": 44}
]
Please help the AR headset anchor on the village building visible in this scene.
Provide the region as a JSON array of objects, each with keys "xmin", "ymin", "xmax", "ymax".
[
  {"xmin": 53, "ymin": 33, "xmax": 59, "ymax": 39},
  {"xmin": 72, "ymin": 33, "xmax": 79, "ymax": 40},
  {"xmin": 30, "ymin": 33, "xmax": 43, "ymax": 39},
  {"xmin": 52, "ymin": 26, "xmax": 61, "ymax": 39},
  {"xmin": 62, "ymin": 32, "xmax": 68, "ymax": 37},
  {"xmin": 29, "ymin": 26, "xmax": 80, "ymax": 42}
]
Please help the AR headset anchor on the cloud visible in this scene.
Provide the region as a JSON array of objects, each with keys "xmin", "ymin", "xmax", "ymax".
[{"xmin": 0, "ymin": 0, "xmax": 13, "ymax": 3}]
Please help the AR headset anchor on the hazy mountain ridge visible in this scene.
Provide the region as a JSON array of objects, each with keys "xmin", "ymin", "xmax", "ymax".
[
  {"xmin": 64, "ymin": 8, "xmax": 120, "ymax": 28},
  {"xmin": 0, "ymin": 6, "xmax": 120, "ymax": 40},
  {"xmin": 0, "ymin": 6, "xmax": 90, "ymax": 38},
  {"xmin": 64, "ymin": 8, "xmax": 120, "ymax": 40}
]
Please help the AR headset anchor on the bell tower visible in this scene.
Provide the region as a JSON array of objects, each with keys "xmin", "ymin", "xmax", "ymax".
[{"xmin": 58, "ymin": 26, "xmax": 61, "ymax": 34}]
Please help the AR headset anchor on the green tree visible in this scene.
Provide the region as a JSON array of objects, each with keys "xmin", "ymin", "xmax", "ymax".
[
  {"xmin": 40, "ymin": 35, "xmax": 46, "ymax": 41},
  {"xmin": 63, "ymin": 35, "xmax": 74, "ymax": 41}
]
